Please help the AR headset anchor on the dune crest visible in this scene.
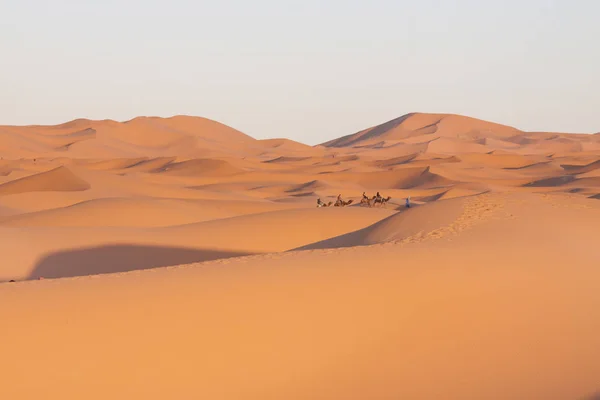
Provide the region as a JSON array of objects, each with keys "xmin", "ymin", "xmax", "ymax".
[{"xmin": 0, "ymin": 166, "xmax": 90, "ymax": 195}]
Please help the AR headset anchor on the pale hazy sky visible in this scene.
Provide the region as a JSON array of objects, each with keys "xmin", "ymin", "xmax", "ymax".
[{"xmin": 2, "ymin": 0, "xmax": 598, "ymax": 144}]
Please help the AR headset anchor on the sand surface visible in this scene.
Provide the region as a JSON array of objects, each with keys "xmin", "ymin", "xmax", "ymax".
[{"xmin": 1, "ymin": 112, "xmax": 599, "ymax": 399}]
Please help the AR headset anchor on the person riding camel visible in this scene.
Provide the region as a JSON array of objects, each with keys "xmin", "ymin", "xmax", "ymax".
[{"xmin": 360, "ymin": 192, "xmax": 371, "ymax": 207}]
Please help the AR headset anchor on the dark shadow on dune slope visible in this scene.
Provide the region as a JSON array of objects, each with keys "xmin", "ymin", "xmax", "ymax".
[
  {"xmin": 414, "ymin": 190, "xmax": 449, "ymax": 202},
  {"xmin": 523, "ymin": 175, "xmax": 577, "ymax": 187},
  {"xmin": 321, "ymin": 113, "xmax": 418, "ymax": 147},
  {"xmin": 561, "ymin": 159, "xmax": 600, "ymax": 174},
  {"xmin": 290, "ymin": 205, "xmax": 418, "ymax": 252},
  {"xmin": 28, "ymin": 244, "xmax": 253, "ymax": 280},
  {"xmin": 503, "ymin": 161, "xmax": 553, "ymax": 170},
  {"xmin": 579, "ymin": 391, "xmax": 600, "ymax": 400},
  {"xmin": 290, "ymin": 226, "xmax": 374, "ymax": 252},
  {"xmin": 286, "ymin": 180, "xmax": 324, "ymax": 193},
  {"xmin": 263, "ymin": 156, "xmax": 311, "ymax": 163}
]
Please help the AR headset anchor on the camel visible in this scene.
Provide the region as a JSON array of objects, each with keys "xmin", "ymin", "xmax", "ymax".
[
  {"xmin": 334, "ymin": 194, "xmax": 354, "ymax": 207},
  {"xmin": 372, "ymin": 192, "xmax": 392, "ymax": 207},
  {"xmin": 317, "ymin": 198, "xmax": 333, "ymax": 208},
  {"xmin": 360, "ymin": 192, "xmax": 375, "ymax": 207},
  {"xmin": 373, "ymin": 196, "xmax": 391, "ymax": 207}
]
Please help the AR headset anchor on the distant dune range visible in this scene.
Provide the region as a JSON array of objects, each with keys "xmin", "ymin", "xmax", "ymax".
[{"xmin": 0, "ymin": 112, "xmax": 599, "ymax": 400}]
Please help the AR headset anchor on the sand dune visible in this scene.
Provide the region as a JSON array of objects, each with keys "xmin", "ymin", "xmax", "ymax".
[
  {"xmin": 163, "ymin": 207, "xmax": 396, "ymax": 253},
  {"xmin": 263, "ymin": 155, "xmax": 314, "ymax": 164},
  {"xmin": 368, "ymin": 153, "xmax": 419, "ymax": 168},
  {"xmin": 75, "ymin": 157, "xmax": 151, "ymax": 171},
  {"xmin": 0, "ymin": 207, "xmax": 394, "ymax": 280},
  {"xmin": 121, "ymin": 157, "xmax": 179, "ymax": 173},
  {"xmin": 426, "ymin": 136, "xmax": 493, "ymax": 154},
  {"xmin": 154, "ymin": 158, "xmax": 245, "ymax": 177},
  {"xmin": 0, "ymin": 197, "xmax": 299, "ymax": 227},
  {"xmin": 321, "ymin": 113, "xmax": 522, "ymax": 148},
  {"xmin": 258, "ymin": 138, "xmax": 316, "ymax": 152},
  {"xmin": 0, "ymin": 115, "xmax": 256, "ymax": 159},
  {"xmin": 338, "ymin": 166, "xmax": 454, "ymax": 191},
  {"xmin": 561, "ymin": 159, "xmax": 600, "ymax": 174},
  {"xmin": 295, "ymin": 195, "xmax": 467, "ymax": 250},
  {"xmin": 0, "ymin": 166, "xmax": 90, "ymax": 195},
  {"xmin": 0, "ymin": 112, "xmax": 599, "ymax": 399}
]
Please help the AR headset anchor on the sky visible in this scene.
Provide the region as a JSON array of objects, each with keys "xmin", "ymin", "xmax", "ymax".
[{"xmin": 1, "ymin": 0, "xmax": 599, "ymax": 144}]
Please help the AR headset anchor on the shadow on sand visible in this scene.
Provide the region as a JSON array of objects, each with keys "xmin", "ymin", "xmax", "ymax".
[
  {"xmin": 580, "ymin": 392, "xmax": 600, "ymax": 400},
  {"xmin": 28, "ymin": 244, "xmax": 252, "ymax": 280}
]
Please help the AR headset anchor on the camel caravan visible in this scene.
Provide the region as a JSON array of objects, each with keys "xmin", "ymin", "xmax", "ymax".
[
  {"xmin": 317, "ymin": 192, "xmax": 395, "ymax": 208},
  {"xmin": 360, "ymin": 191, "xmax": 392, "ymax": 207},
  {"xmin": 316, "ymin": 194, "xmax": 354, "ymax": 208}
]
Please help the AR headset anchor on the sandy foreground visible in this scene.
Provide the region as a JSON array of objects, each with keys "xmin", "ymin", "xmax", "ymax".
[{"xmin": 0, "ymin": 113, "xmax": 599, "ymax": 399}]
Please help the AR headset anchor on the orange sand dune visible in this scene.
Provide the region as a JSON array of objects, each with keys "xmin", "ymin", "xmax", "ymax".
[
  {"xmin": 0, "ymin": 130, "xmax": 56, "ymax": 158},
  {"xmin": 154, "ymin": 158, "xmax": 246, "ymax": 177},
  {"xmin": 71, "ymin": 156, "xmax": 180, "ymax": 176},
  {"xmin": 74, "ymin": 157, "xmax": 150, "ymax": 171},
  {"xmin": 561, "ymin": 159, "xmax": 600, "ymax": 174},
  {"xmin": 0, "ymin": 168, "xmax": 262, "ymax": 214},
  {"xmin": 457, "ymin": 152, "xmax": 546, "ymax": 168},
  {"xmin": 425, "ymin": 136, "xmax": 493, "ymax": 154},
  {"xmin": 334, "ymin": 166, "xmax": 454, "ymax": 190},
  {"xmin": 321, "ymin": 112, "xmax": 522, "ymax": 148},
  {"xmin": 1, "ymin": 115, "xmax": 256, "ymax": 159},
  {"xmin": 162, "ymin": 207, "xmax": 396, "ymax": 253},
  {"xmin": 0, "ymin": 126, "xmax": 96, "ymax": 152},
  {"xmin": 263, "ymin": 155, "xmax": 314, "ymax": 164},
  {"xmin": 0, "ymin": 112, "xmax": 599, "ymax": 399},
  {"xmin": 0, "ymin": 207, "xmax": 394, "ymax": 280},
  {"xmin": 0, "ymin": 166, "xmax": 90, "ymax": 195},
  {"xmin": 368, "ymin": 153, "xmax": 419, "ymax": 168},
  {"xmin": 0, "ymin": 197, "xmax": 301, "ymax": 227},
  {"xmin": 295, "ymin": 195, "xmax": 468, "ymax": 250},
  {"xmin": 578, "ymin": 169, "xmax": 600, "ymax": 179},
  {"xmin": 258, "ymin": 138, "xmax": 317, "ymax": 152}
]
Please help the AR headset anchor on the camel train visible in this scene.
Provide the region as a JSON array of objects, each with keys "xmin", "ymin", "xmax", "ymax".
[
  {"xmin": 360, "ymin": 191, "xmax": 392, "ymax": 207},
  {"xmin": 317, "ymin": 192, "xmax": 392, "ymax": 208},
  {"xmin": 316, "ymin": 194, "xmax": 354, "ymax": 208}
]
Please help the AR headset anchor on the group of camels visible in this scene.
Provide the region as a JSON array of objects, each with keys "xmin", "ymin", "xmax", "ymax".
[{"xmin": 317, "ymin": 192, "xmax": 392, "ymax": 208}]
